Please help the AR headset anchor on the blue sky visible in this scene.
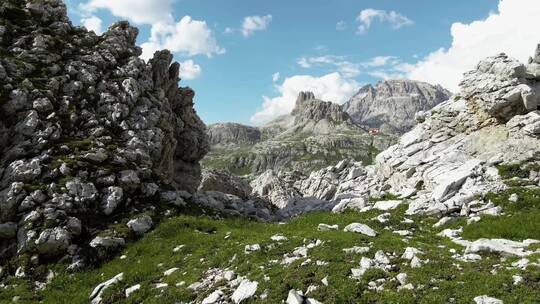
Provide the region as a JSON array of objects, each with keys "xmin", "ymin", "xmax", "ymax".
[{"xmin": 65, "ymin": 0, "xmax": 540, "ymax": 125}]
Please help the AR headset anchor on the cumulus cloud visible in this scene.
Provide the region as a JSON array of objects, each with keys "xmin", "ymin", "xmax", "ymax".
[
  {"xmin": 404, "ymin": 0, "xmax": 540, "ymax": 91},
  {"xmin": 81, "ymin": 0, "xmax": 173, "ymax": 24},
  {"xmin": 140, "ymin": 16, "xmax": 225, "ymax": 60},
  {"xmin": 81, "ymin": 15, "xmax": 102, "ymax": 34},
  {"xmin": 362, "ymin": 56, "xmax": 399, "ymax": 68},
  {"xmin": 336, "ymin": 20, "xmax": 347, "ymax": 31},
  {"xmin": 357, "ymin": 9, "xmax": 413, "ymax": 34},
  {"xmin": 178, "ymin": 60, "xmax": 202, "ymax": 80},
  {"xmin": 272, "ymin": 72, "xmax": 280, "ymax": 83},
  {"xmin": 298, "ymin": 56, "xmax": 360, "ymax": 78},
  {"xmin": 81, "ymin": 0, "xmax": 224, "ymax": 62},
  {"xmin": 241, "ymin": 15, "xmax": 273, "ymax": 37},
  {"xmin": 250, "ymin": 73, "xmax": 360, "ymax": 124}
]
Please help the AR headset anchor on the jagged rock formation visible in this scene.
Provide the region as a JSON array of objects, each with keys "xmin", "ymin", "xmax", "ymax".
[
  {"xmin": 257, "ymin": 48, "xmax": 540, "ymax": 214},
  {"xmin": 203, "ymin": 92, "xmax": 394, "ymax": 175},
  {"xmin": 0, "ymin": 0, "xmax": 208, "ymax": 268},
  {"xmin": 342, "ymin": 80, "xmax": 451, "ymax": 134}
]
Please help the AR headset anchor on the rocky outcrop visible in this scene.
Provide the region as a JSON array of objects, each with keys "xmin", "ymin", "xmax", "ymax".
[
  {"xmin": 271, "ymin": 48, "xmax": 540, "ymax": 217},
  {"xmin": 207, "ymin": 123, "xmax": 262, "ymax": 148},
  {"xmin": 0, "ymin": 0, "xmax": 208, "ymax": 267},
  {"xmin": 342, "ymin": 80, "xmax": 451, "ymax": 134}
]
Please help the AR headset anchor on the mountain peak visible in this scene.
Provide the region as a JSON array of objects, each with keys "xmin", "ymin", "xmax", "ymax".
[{"xmin": 343, "ymin": 79, "xmax": 452, "ymax": 134}]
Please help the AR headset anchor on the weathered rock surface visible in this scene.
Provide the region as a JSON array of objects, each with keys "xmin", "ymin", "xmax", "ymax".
[
  {"xmin": 245, "ymin": 47, "xmax": 540, "ymax": 219},
  {"xmin": 0, "ymin": 0, "xmax": 208, "ymax": 268},
  {"xmin": 342, "ymin": 80, "xmax": 452, "ymax": 134}
]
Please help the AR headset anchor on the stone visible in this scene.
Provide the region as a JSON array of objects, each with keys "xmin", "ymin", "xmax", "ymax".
[
  {"xmin": 101, "ymin": 187, "xmax": 123, "ymax": 215},
  {"xmin": 343, "ymin": 223, "xmax": 377, "ymax": 237},
  {"xmin": 126, "ymin": 215, "xmax": 153, "ymax": 235},
  {"xmin": 163, "ymin": 267, "xmax": 179, "ymax": 276},
  {"xmin": 318, "ymin": 223, "xmax": 339, "ymax": 231},
  {"xmin": 202, "ymin": 290, "xmax": 224, "ymax": 304},
  {"xmin": 373, "ymin": 200, "xmax": 402, "ymax": 211},
  {"xmin": 473, "ymin": 295, "xmax": 504, "ymax": 304},
  {"xmin": 343, "ymin": 246, "xmax": 370, "ymax": 254},
  {"xmin": 244, "ymin": 244, "xmax": 261, "ymax": 253},
  {"xmin": 35, "ymin": 227, "xmax": 70, "ymax": 256},
  {"xmin": 271, "ymin": 234, "xmax": 288, "ymax": 241},
  {"xmin": 508, "ymin": 193, "xmax": 519, "ymax": 203},
  {"xmin": 125, "ymin": 284, "xmax": 140, "ymax": 298},
  {"xmin": 0, "ymin": 222, "xmax": 17, "ymax": 239},
  {"xmin": 89, "ymin": 273, "xmax": 124, "ymax": 304},
  {"xmin": 89, "ymin": 236, "xmax": 125, "ymax": 249},
  {"xmin": 286, "ymin": 289, "xmax": 304, "ymax": 304},
  {"xmin": 465, "ymin": 239, "xmax": 538, "ymax": 257},
  {"xmin": 231, "ymin": 279, "xmax": 258, "ymax": 303}
]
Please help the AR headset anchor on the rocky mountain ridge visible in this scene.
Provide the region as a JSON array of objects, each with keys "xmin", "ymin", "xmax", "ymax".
[
  {"xmin": 342, "ymin": 80, "xmax": 451, "ymax": 134},
  {"xmin": 203, "ymin": 92, "xmax": 391, "ymax": 176}
]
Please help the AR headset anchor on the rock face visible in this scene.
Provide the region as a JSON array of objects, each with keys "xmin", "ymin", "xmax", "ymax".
[
  {"xmin": 207, "ymin": 123, "xmax": 262, "ymax": 148},
  {"xmin": 248, "ymin": 48, "xmax": 540, "ymax": 216},
  {"xmin": 0, "ymin": 0, "xmax": 208, "ymax": 265},
  {"xmin": 342, "ymin": 80, "xmax": 451, "ymax": 134},
  {"xmin": 203, "ymin": 92, "xmax": 394, "ymax": 175}
]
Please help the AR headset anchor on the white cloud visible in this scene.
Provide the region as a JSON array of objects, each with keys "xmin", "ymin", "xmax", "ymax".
[
  {"xmin": 404, "ymin": 0, "xmax": 540, "ymax": 91},
  {"xmin": 357, "ymin": 9, "xmax": 413, "ymax": 34},
  {"xmin": 298, "ymin": 55, "xmax": 360, "ymax": 78},
  {"xmin": 140, "ymin": 16, "xmax": 225, "ymax": 60},
  {"xmin": 81, "ymin": 0, "xmax": 173, "ymax": 25},
  {"xmin": 178, "ymin": 60, "xmax": 202, "ymax": 80},
  {"xmin": 368, "ymin": 70, "xmax": 406, "ymax": 80},
  {"xmin": 272, "ymin": 72, "xmax": 280, "ymax": 83},
  {"xmin": 81, "ymin": 15, "xmax": 102, "ymax": 34},
  {"xmin": 81, "ymin": 0, "xmax": 224, "ymax": 62},
  {"xmin": 250, "ymin": 73, "xmax": 360, "ymax": 124},
  {"xmin": 336, "ymin": 20, "xmax": 347, "ymax": 31},
  {"xmin": 362, "ymin": 56, "xmax": 399, "ymax": 67},
  {"xmin": 241, "ymin": 15, "xmax": 273, "ymax": 37}
]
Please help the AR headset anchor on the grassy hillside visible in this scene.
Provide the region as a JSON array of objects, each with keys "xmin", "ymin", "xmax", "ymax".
[{"xmin": 3, "ymin": 187, "xmax": 540, "ymax": 303}]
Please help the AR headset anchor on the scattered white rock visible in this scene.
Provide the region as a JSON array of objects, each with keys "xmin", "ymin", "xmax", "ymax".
[
  {"xmin": 473, "ymin": 295, "xmax": 504, "ymax": 304},
  {"xmin": 343, "ymin": 246, "xmax": 370, "ymax": 254},
  {"xmin": 126, "ymin": 215, "xmax": 153, "ymax": 235},
  {"xmin": 508, "ymin": 193, "xmax": 519, "ymax": 203},
  {"xmin": 433, "ymin": 216, "xmax": 460, "ymax": 228},
  {"xmin": 125, "ymin": 284, "xmax": 140, "ymax": 298},
  {"xmin": 231, "ymin": 279, "xmax": 258, "ymax": 303},
  {"xmin": 173, "ymin": 245, "xmax": 185, "ymax": 252},
  {"xmin": 163, "ymin": 267, "xmax": 179, "ymax": 276},
  {"xmin": 271, "ymin": 234, "xmax": 288, "ymax": 241},
  {"xmin": 343, "ymin": 223, "xmax": 377, "ymax": 237},
  {"xmin": 318, "ymin": 223, "xmax": 339, "ymax": 231},
  {"xmin": 286, "ymin": 289, "xmax": 304, "ymax": 304},
  {"xmin": 202, "ymin": 290, "xmax": 224, "ymax": 304},
  {"xmin": 89, "ymin": 273, "xmax": 123, "ymax": 304},
  {"xmin": 244, "ymin": 244, "xmax": 261, "ymax": 253}
]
